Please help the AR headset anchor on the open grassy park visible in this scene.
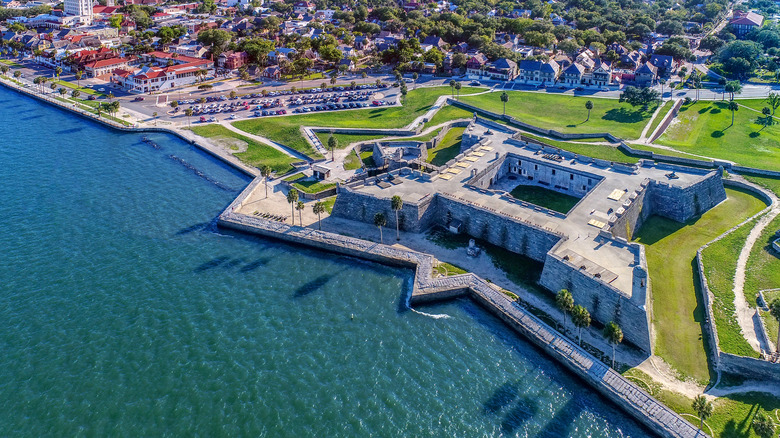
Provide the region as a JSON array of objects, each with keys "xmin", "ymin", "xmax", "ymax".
[
  {"xmin": 189, "ymin": 124, "xmax": 297, "ymax": 174},
  {"xmin": 658, "ymin": 100, "xmax": 780, "ymax": 172},
  {"xmin": 458, "ymin": 90, "xmax": 658, "ymax": 139},
  {"xmin": 633, "ymin": 187, "xmax": 767, "ymax": 382},
  {"xmin": 232, "ymin": 86, "xmax": 482, "ymax": 159}
]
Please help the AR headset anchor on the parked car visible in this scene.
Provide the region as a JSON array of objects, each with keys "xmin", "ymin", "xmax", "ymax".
[{"xmin": 132, "ymin": 97, "xmax": 144, "ymax": 102}]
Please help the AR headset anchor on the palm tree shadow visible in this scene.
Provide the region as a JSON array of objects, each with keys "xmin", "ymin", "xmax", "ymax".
[
  {"xmin": 293, "ymin": 274, "xmax": 335, "ymax": 298},
  {"xmin": 711, "ymin": 130, "xmax": 725, "ymax": 137}
]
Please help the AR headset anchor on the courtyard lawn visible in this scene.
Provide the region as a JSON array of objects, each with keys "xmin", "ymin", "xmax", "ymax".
[
  {"xmin": 189, "ymin": 125, "xmax": 297, "ymax": 174},
  {"xmin": 701, "ymin": 218, "xmax": 762, "ymax": 357},
  {"xmin": 657, "ymin": 100, "xmax": 780, "ymax": 172},
  {"xmin": 232, "ymin": 86, "xmax": 481, "ymax": 158},
  {"xmin": 359, "ymin": 150, "xmax": 375, "ymax": 167},
  {"xmin": 633, "ymin": 188, "xmax": 767, "ymax": 382},
  {"xmin": 291, "ymin": 179, "xmax": 337, "ymax": 194},
  {"xmin": 508, "ymin": 184, "xmax": 580, "ymax": 214},
  {"xmin": 55, "ymin": 80, "xmax": 103, "ymax": 96},
  {"xmin": 458, "ymin": 91, "xmax": 657, "ymax": 140},
  {"xmin": 426, "ymin": 127, "xmax": 464, "ymax": 166}
]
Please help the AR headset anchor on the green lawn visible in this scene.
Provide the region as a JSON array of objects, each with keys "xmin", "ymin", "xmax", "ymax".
[
  {"xmin": 645, "ymin": 100, "xmax": 673, "ymax": 137},
  {"xmin": 321, "ymin": 196, "xmax": 337, "ymax": 214},
  {"xmin": 343, "ymin": 149, "xmax": 362, "ymax": 170},
  {"xmin": 359, "ymin": 150, "xmax": 376, "ymax": 167},
  {"xmin": 232, "ymin": 86, "xmax": 481, "ymax": 158},
  {"xmin": 315, "ymin": 132, "xmax": 386, "ymax": 150},
  {"xmin": 761, "ymin": 289, "xmax": 779, "ymax": 348},
  {"xmin": 286, "ymin": 175, "xmax": 337, "ymax": 194},
  {"xmin": 623, "ymin": 369, "xmax": 780, "ymax": 438},
  {"xmin": 189, "ymin": 125, "xmax": 297, "ymax": 174},
  {"xmin": 55, "ymin": 80, "xmax": 103, "ymax": 96},
  {"xmin": 521, "ymin": 132, "xmax": 639, "ymax": 163},
  {"xmin": 633, "ymin": 188, "xmax": 767, "ymax": 382},
  {"xmin": 434, "ymin": 261, "xmax": 469, "ymax": 276},
  {"xmin": 701, "ymin": 218, "xmax": 762, "ymax": 357},
  {"xmin": 425, "ymin": 104, "xmax": 474, "ymax": 127},
  {"xmin": 508, "ymin": 184, "xmax": 580, "ymax": 214},
  {"xmin": 426, "ymin": 127, "xmax": 464, "ymax": 166},
  {"xmin": 458, "ymin": 91, "xmax": 657, "ymax": 140},
  {"xmin": 0, "ymin": 59, "xmax": 22, "ymax": 67},
  {"xmin": 657, "ymin": 100, "xmax": 780, "ymax": 172}
]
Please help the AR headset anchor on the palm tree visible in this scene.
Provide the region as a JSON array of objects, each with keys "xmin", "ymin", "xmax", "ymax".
[
  {"xmin": 659, "ymin": 78, "xmax": 666, "ymax": 101},
  {"xmin": 692, "ymin": 395, "xmax": 713, "ymax": 432},
  {"xmin": 286, "ymin": 189, "xmax": 299, "ymax": 225},
  {"xmin": 391, "ymin": 195, "xmax": 403, "ymax": 240},
  {"xmin": 260, "ymin": 165, "xmax": 272, "ymax": 198},
  {"xmin": 58, "ymin": 87, "xmax": 66, "ymax": 96},
  {"xmin": 412, "ymin": 72, "xmax": 418, "ymax": 89},
  {"xmin": 184, "ymin": 108, "xmax": 193, "ymax": 127},
  {"xmin": 767, "ymin": 92, "xmax": 780, "ymax": 115},
  {"xmin": 13, "ymin": 70, "xmax": 21, "ymax": 79},
  {"xmin": 770, "ymin": 299, "xmax": 780, "ymax": 354},
  {"xmin": 752, "ymin": 412, "xmax": 775, "ymax": 438},
  {"xmin": 449, "ymin": 79, "xmax": 455, "ymax": 97},
  {"xmin": 54, "ymin": 66, "xmax": 62, "ymax": 80},
  {"xmin": 762, "ymin": 106, "xmax": 772, "ymax": 129},
  {"xmin": 72, "ymin": 89, "xmax": 80, "ymax": 99},
  {"xmin": 33, "ymin": 76, "xmax": 41, "ymax": 91},
  {"xmin": 603, "ymin": 321, "xmax": 623, "ymax": 369},
  {"xmin": 296, "ymin": 200, "xmax": 305, "ymax": 225},
  {"xmin": 327, "ymin": 134, "xmax": 337, "ymax": 161},
  {"xmin": 585, "ymin": 100, "xmax": 593, "ymax": 121},
  {"xmin": 572, "ymin": 305, "xmax": 591, "ymax": 346},
  {"xmin": 75, "ymin": 70, "xmax": 83, "ymax": 88},
  {"xmin": 728, "ymin": 101, "xmax": 739, "ymax": 127},
  {"xmin": 362, "ymin": 71, "xmax": 367, "ymax": 84},
  {"xmin": 374, "ymin": 212, "xmax": 386, "ymax": 244},
  {"xmin": 500, "ymin": 91, "xmax": 509, "ymax": 115},
  {"xmin": 455, "ymin": 81, "xmax": 461, "ymax": 100},
  {"xmin": 555, "ymin": 289, "xmax": 574, "ymax": 330},
  {"xmin": 0, "ymin": 64, "xmax": 8, "ymax": 76},
  {"xmin": 312, "ymin": 201, "xmax": 325, "ymax": 230}
]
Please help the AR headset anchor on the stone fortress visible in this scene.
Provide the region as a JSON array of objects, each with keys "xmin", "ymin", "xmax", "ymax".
[{"xmin": 332, "ymin": 118, "xmax": 727, "ymax": 352}]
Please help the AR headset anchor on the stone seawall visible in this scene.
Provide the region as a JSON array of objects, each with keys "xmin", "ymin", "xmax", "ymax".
[{"xmin": 216, "ymin": 178, "xmax": 707, "ymax": 438}]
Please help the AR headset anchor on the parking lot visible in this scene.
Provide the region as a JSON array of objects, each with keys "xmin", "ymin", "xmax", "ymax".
[{"xmin": 166, "ymin": 83, "xmax": 396, "ymax": 124}]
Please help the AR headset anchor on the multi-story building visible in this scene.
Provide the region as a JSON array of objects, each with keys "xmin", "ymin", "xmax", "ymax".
[
  {"xmin": 729, "ymin": 11, "xmax": 763, "ymax": 37},
  {"xmin": 64, "ymin": 0, "xmax": 93, "ymax": 25}
]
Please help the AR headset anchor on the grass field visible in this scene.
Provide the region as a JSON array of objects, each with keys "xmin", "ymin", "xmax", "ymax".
[
  {"xmin": 657, "ymin": 100, "xmax": 780, "ymax": 172},
  {"xmin": 343, "ymin": 149, "xmax": 362, "ymax": 170},
  {"xmin": 291, "ymin": 178, "xmax": 337, "ymax": 194},
  {"xmin": 458, "ymin": 91, "xmax": 658, "ymax": 139},
  {"xmin": 623, "ymin": 368, "xmax": 780, "ymax": 438},
  {"xmin": 359, "ymin": 150, "xmax": 375, "ymax": 167},
  {"xmin": 645, "ymin": 100, "xmax": 673, "ymax": 137},
  {"xmin": 426, "ymin": 127, "xmax": 464, "ymax": 166},
  {"xmin": 633, "ymin": 188, "xmax": 767, "ymax": 382},
  {"xmin": 701, "ymin": 218, "xmax": 762, "ymax": 357},
  {"xmin": 509, "ymin": 184, "xmax": 580, "ymax": 214},
  {"xmin": 55, "ymin": 80, "xmax": 103, "ymax": 96},
  {"xmin": 189, "ymin": 125, "xmax": 297, "ymax": 174},
  {"xmin": 232, "ymin": 86, "xmax": 482, "ymax": 158},
  {"xmin": 521, "ymin": 132, "xmax": 639, "ymax": 163},
  {"xmin": 315, "ymin": 132, "xmax": 386, "ymax": 150}
]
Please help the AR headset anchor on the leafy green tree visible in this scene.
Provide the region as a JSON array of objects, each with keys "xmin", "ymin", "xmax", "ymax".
[
  {"xmin": 312, "ymin": 201, "xmax": 325, "ymax": 230},
  {"xmin": 71, "ymin": 89, "xmax": 80, "ymax": 99},
  {"xmin": 585, "ymin": 100, "xmax": 593, "ymax": 121},
  {"xmin": 260, "ymin": 165, "xmax": 272, "ymax": 198},
  {"xmin": 374, "ymin": 212, "xmax": 387, "ymax": 244},
  {"xmin": 58, "ymin": 87, "xmax": 66, "ymax": 96},
  {"xmin": 619, "ymin": 86, "xmax": 660, "ymax": 110},
  {"xmin": 108, "ymin": 14, "xmax": 122, "ymax": 29},
  {"xmin": 454, "ymin": 81, "xmax": 461, "ymax": 100},
  {"xmin": 752, "ymin": 412, "xmax": 775, "ymax": 438},
  {"xmin": 286, "ymin": 189, "xmax": 299, "ymax": 225},
  {"xmin": 0, "ymin": 64, "xmax": 8, "ymax": 76},
  {"xmin": 391, "ymin": 195, "xmax": 403, "ymax": 241},
  {"xmin": 555, "ymin": 289, "xmax": 574, "ymax": 330},
  {"xmin": 12, "ymin": 70, "xmax": 20, "ymax": 79},
  {"xmin": 603, "ymin": 321, "xmax": 623, "ymax": 369},
  {"xmin": 500, "ymin": 91, "xmax": 509, "ymax": 115},
  {"xmin": 691, "ymin": 395, "xmax": 713, "ymax": 431},
  {"xmin": 170, "ymin": 100, "xmax": 178, "ymax": 109},
  {"xmin": 725, "ymin": 81, "xmax": 742, "ymax": 100}
]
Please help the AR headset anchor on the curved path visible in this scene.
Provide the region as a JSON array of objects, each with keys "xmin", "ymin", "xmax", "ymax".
[{"xmin": 730, "ymin": 176, "xmax": 779, "ymax": 353}]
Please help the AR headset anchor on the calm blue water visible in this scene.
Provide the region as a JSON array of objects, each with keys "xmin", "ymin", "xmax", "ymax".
[{"xmin": 0, "ymin": 86, "xmax": 651, "ymax": 437}]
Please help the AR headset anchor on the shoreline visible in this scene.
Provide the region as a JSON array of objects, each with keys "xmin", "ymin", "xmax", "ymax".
[{"xmin": 0, "ymin": 75, "xmax": 708, "ymax": 438}]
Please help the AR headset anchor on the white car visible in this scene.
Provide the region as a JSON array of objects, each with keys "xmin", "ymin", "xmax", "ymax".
[{"xmin": 228, "ymin": 114, "xmax": 237, "ymax": 120}]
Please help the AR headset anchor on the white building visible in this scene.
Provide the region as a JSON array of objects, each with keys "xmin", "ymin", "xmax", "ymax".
[{"xmin": 64, "ymin": 0, "xmax": 93, "ymax": 25}]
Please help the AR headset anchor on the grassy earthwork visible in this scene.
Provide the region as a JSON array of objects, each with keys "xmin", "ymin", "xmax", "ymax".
[
  {"xmin": 426, "ymin": 127, "xmax": 464, "ymax": 166},
  {"xmin": 232, "ymin": 86, "xmax": 482, "ymax": 159},
  {"xmin": 644, "ymin": 100, "xmax": 673, "ymax": 138},
  {"xmin": 458, "ymin": 90, "xmax": 658, "ymax": 139},
  {"xmin": 188, "ymin": 124, "xmax": 297, "ymax": 174},
  {"xmin": 633, "ymin": 187, "xmax": 768, "ymax": 382},
  {"xmin": 657, "ymin": 100, "xmax": 780, "ymax": 172}
]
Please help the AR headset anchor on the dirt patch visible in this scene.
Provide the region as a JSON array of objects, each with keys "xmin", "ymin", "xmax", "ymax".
[{"xmin": 211, "ymin": 136, "xmax": 248, "ymax": 153}]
